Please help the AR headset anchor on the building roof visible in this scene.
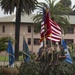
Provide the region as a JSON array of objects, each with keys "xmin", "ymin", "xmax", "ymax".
[
  {"xmin": 0, "ymin": 14, "xmax": 35, "ymax": 23},
  {"xmin": 68, "ymin": 15, "xmax": 75, "ymax": 24},
  {"xmin": 0, "ymin": 14, "xmax": 75, "ymax": 24},
  {"xmin": 0, "ymin": 15, "xmax": 15, "ymax": 22}
]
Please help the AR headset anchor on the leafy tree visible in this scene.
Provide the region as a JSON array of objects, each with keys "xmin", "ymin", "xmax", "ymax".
[
  {"xmin": 0, "ymin": 37, "xmax": 14, "ymax": 52},
  {"xmin": 59, "ymin": 0, "xmax": 75, "ymax": 15},
  {"xmin": 0, "ymin": 0, "xmax": 38, "ymax": 60},
  {"xmin": 33, "ymin": 0, "xmax": 70, "ymax": 33},
  {"xmin": 60, "ymin": 0, "xmax": 71, "ymax": 7},
  {"xmin": 18, "ymin": 55, "xmax": 75, "ymax": 75},
  {"xmin": 71, "ymin": 5, "xmax": 75, "ymax": 15},
  {"xmin": 18, "ymin": 61, "xmax": 40, "ymax": 75}
]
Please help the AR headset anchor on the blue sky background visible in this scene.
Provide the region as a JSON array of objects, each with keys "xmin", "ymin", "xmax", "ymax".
[{"xmin": 0, "ymin": 0, "xmax": 75, "ymax": 17}]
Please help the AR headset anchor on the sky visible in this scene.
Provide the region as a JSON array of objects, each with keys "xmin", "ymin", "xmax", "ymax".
[{"xmin": 0, "ymin": 0, "xmax": 75, "ymax": 17}]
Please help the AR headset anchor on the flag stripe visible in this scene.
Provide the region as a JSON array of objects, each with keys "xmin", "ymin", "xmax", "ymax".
[
  {"xmin": 51, "ymin": 34, "xmax": 61, "ymax": 38},
  {"xmin": 52, "ymin": 30, "xmax": 61, "ymax": 36},
  {"xmin": 47, "ymin": 37, "xmax": 60, "ymax": 41},
  {"xmin": 50, "ymin": 21, "xmax": 61, "ymax": 31},
  {"xmin": 41, "ymin": 22, "xmax": 45, "ymax": 35},
  {"xmin": 51, "ymin": 31, "xmax": 61, "ymax": 37},
  {"xmin": 51, "ymin": 26, "xmax": 61, "ymax": 34},
  {"xmin": 47, "ymin": 18, "xmax": 61, "ymax": 41},
  {"xmin": 41, "ymin": 25, "xmax": 44, "ymax": 29},
  {"xmin": 41, "ymin": 21, "xmax": 44, "ymax": 25},
  {"xmin": 41, "ymin": 29, "xmax": 45, "ymax": 34}
]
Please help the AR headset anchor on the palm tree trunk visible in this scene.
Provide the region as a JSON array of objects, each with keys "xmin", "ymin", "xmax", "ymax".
[{"xmin": 15, "ymin": 1, "xmax": 21, "ymax": 61}]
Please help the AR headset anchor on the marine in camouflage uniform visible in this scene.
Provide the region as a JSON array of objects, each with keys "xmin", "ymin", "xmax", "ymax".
[
  {"xmin": 38, "ymin": 47, "xmax": 49, "ymax": 75},
  {"xmin": 49, "ymin": 44, "xmax": 59, "ymax": 66},
  {"xmin": 58, "ymin": 45, "xmax": 66, "ymax": 65}
]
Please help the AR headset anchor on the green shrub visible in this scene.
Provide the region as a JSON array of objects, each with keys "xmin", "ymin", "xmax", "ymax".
[
  {"xmin": 0, "ymin": 37, "xmax": 14, "ymax": 52},
  {"xmin": 19, "ymin": 51, "xmax": 23, "ymax": 56},
  {"xmin": 18, "ymin": 60, "xmax": 40, "ymax": 75}
]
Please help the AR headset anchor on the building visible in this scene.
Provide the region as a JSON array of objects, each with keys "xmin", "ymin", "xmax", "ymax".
[{"xmin": 0, "ymin": 14, "xmax": 75, "ymax": 53}]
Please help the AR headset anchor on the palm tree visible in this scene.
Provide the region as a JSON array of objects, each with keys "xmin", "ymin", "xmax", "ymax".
[
  {"xmin": 33, "ymin": 0, "xmax": 70, "ymax": 33},
  {"xmin": 59, "ymin": 0, "xmax": 75, "ymax": 15},
  {"xmin": 0, "ymin": 0, "xmax": 38, "ymax": 60},
  {"xmin": 71, "ymin": 5, "xmax": 75, "ymax": 15},
  {"xmin": 60, "ymin": 0, "xmax": 71, "ymax": 7}
]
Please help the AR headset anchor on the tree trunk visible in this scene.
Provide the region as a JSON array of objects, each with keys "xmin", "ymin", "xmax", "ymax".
[{"xmin": 15, "ymin": 1, "xmax": 21, "ymax": 61}]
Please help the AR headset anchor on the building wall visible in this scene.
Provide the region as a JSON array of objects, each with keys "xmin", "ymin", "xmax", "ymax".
[
  {"xmin": 20, "ymin": 23, "xmax": 40, "ymax": 53},
  {"xmin": 0, "ymin": 23, "xmax": 15, "ymax": 38},
  {"xmin": 1, "ymin": 23, "xmax": 40, "ymax": 53},
  {"xmin": 0, "ymin": 22, "xmax": 75, "ymax": 53},
  {"xmin": 62, "ymin": 25, "xmax": 75, "ymax": 44}
]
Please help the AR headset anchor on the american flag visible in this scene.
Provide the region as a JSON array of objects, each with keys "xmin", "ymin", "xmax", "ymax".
[
  {"xmin": 40, "ymin": 7, "xmax": 61, "ymax": 42},
  {"xmin": 40, "ymin": 8, "xmax": 51, "ymax": 42},
  {"xmin": 47, "ymin": 18, "xmax": 61, "ymax": 42}
]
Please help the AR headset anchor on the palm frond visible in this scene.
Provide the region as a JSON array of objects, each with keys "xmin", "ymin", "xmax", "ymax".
[{"xmin": 33, "ymin": 0, "xmax": 70, "ymax": 33}]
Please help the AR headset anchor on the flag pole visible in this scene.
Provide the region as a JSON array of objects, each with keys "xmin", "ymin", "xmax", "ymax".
[
  {"xmin": 4, "ymin": 33, "xmax": 12, "ymax": 67},
  {"xmin": 44, "ymin": 38, "xmax": 46, "ymax": 51},
  {"xmin": 22, "ymin": 51, "xmax": 31, "ymax": 57},
  {"xmin": 7, "ymin": 33, "xmax": 15, "ymax": 75},
  {"xmin": 23, "ymin": 32, "xmax": 25, "ymax": 42},
  {"xmin": 22, "ymin": 33, "xmax": 30, "ymax": 62},
  {"xmin": 3, "ymin": 53, "xmax": 7, "ymax": 67},
  {"xmin": 9, "ymin": 33, "xmax": 14, "ymax": 75},
  {"xmin": 22, "ymin": 33, "xmax": 25, "ymax": 62}
]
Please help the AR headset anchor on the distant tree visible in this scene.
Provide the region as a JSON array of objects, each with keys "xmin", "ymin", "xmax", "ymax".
[
  {"xmin": 59, "ymin": 0, "xmax": 75, "ymax": 15},
  {"xmin": 60, "ymin": 0, "xmax": 71, "ymax": 7},
  {"xmin": 70, "ymin": 5, "xmax": 75, "ymax": 15},
  {"xmin": 0, "ymin": 37, "xmax": 14, "ymax": 52}
]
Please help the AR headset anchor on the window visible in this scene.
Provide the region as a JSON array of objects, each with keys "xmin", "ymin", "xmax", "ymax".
[
  {"xmin": 28, "ymin": 26, "xmax": 31, "ymax": 33},
  {"xmin": 66, "ymin": 27, "xmax": 74, "ymax": 34},
  {"xmin": 28, "ymin": 38, "xmax": 31, "ymax": 45},
  {"xmin": 2, "ymin": 25, "xmax": 5, "ymax": 33},
  {"xmin": 65, "ymin": 39, "xmax": 73, "ymax": 45},
  {"xmin": 34, "ymin": 38, "xmax": 40, "ymax": 45}
]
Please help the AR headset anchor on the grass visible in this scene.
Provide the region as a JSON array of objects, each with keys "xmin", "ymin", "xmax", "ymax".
[
  {"xmin": 0, "ymin": 56, "xmax": 23, "ymax": 61},
  {"xmin": 0, "ymin": 56, "xmax": 8, "ymax": 61}
]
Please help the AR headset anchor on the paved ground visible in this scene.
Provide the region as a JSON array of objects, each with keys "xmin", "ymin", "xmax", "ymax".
[
  {"xmin": 0, "ymin": 61, "xmax": 21, "ymax": 66},
  {"xmin": 0, "ymin": 61, "xmax": 8, "ymax": 65}
]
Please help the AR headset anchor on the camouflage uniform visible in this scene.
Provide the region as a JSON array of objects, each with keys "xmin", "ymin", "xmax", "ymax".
[
  {"xmin": 58, "ymin": 45, "xmax": 66, "ymax": 65},
  {"xmin": 51, "ymin": 50, "xmax": 58, "ymax": 65}
]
